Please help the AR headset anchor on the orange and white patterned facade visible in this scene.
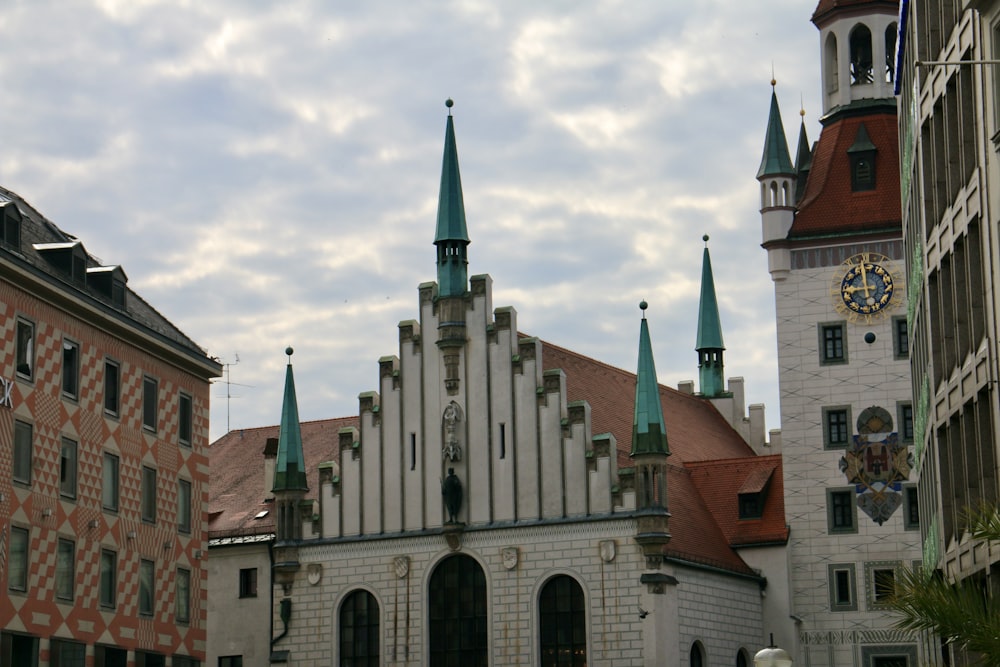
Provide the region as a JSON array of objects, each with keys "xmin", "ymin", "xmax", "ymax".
[{"xmin": 0, "ymin": 186, "xmax": 221, "ymax": 667}]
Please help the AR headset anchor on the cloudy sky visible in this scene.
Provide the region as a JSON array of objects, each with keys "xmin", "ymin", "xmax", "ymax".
[{"xmin": 1, "ymin": 1, "xmax": 827, "ymax": 443}]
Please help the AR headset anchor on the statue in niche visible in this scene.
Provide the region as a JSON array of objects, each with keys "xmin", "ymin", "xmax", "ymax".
[
  {"xmin": 442, "ymin": 468, "xmax": 463, "ymax": 524},
  {"xmin": 442, "ymin": 401, "xmax": 463, "ymax": 461}
]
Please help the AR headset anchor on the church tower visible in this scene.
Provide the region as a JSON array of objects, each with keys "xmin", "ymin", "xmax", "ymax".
[{"xmin": 760, "ymin": 2, "xmax": 923, "ymax": 665}]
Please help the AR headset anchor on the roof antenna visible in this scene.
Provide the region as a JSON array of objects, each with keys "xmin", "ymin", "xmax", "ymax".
[{"xmin": 215, "ymin": 353, "xmax": 253, "ymax": 435}]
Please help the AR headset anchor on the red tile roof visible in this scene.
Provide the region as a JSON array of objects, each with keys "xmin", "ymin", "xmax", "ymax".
[
  {"xmin": 789, "ymin": 110, "xmax": 901, "ymax": 238},
  {"xmin": 208, "ymin": 336, "xmax": 786, "ymax": 574}
]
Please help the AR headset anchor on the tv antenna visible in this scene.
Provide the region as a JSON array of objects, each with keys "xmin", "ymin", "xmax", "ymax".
[{"xmin": 215, "ymin": 354, "xmax": 253, "ymax": 434}]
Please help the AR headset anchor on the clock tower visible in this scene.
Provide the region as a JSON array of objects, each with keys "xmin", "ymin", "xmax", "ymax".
[{"xmin": 759, "ymin": 2, "xmax": 923, "ymax": 666}]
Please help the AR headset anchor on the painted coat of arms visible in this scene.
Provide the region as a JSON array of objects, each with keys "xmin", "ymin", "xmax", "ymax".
[{"xmin": 839, "ymin": 432, "xmax": 913, "ymax": 525}]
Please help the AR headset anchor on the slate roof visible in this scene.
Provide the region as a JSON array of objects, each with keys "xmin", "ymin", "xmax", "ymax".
[
  {"xmin": 787, "ymin": 109, "xmax": 900, "ymax": 238},
  {"xmin": 0, "ymin": 186, "xmax": 218, "ymax": 367},
  {"xmin": 208, "ymin": 337, "xmax": 786, "ymax": 575}
]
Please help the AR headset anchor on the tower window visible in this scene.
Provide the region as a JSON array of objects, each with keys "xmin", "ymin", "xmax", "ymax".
[
  {"xmin": 849, "ymin": 24, "xmax": 874, "ymax": 85},
  {"xmin": 819, "ymin": 323, "xmax": 848, "ymax": 364}
]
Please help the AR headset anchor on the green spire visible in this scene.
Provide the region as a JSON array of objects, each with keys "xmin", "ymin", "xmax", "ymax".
[
  {"xmin": 272, "ymin": 347, "xmax": 308, "ymax": 492},
  {"xmin": 631, "ymin": 302, "xmax": 669, "ymax": 457},
  {"xmin": 434, "ymin": 99, "xmax": 470, "ymax": 298},
  {"xmin": 756, "ymin": 86, "xmax": 794, "ymax": 179},
  {"xmin": 794, "ymin": 115, "xmax": 812, "ymax": 203},
  {"xmin": 696, "ymin": 236, "xmax": 726, "ymax": 397}
]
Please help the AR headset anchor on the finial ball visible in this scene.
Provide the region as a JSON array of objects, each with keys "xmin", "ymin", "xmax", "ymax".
[
  {"xmin": 800, "ymin": 108, "xmax": 806, "ymax": 117},
  {"xmin": 445, "ymin": 98, "xmax": 454, "ymax": 108},
  {"xmin": 771, "ymin": 78, "xmax": 777, "ymax": 87},
  {"xmin": 639, "ymin": 300, "xmax": 648, "ymax": 311},
  {"xmin": 702, "ymin": 234, "xmax": 710, "ymax": 243},
  {"xmin": 285, "ymin": 346, "xmax": 294, "ymax": 357}
]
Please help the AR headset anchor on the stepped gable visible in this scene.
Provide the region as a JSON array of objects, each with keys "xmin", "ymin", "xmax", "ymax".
[
  {"xmin": 789, "ymin": 111, "xmax": 900, "ymax": 238},
  {"xmin": 539, "ymin": 339, "xmax": 755, "ymax": 468},
  {"xmin": 687, "ymin": 455, "xmax": 789, "ymax": 547},
  {"xmin": 208, "ymin": 417, "xmax": 355, "ymax": 538}
]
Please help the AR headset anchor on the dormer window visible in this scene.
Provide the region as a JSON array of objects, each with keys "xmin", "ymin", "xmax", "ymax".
[
  {"xmin": 0, "ymin": 202, "xmax": 22, "ymax": 249},
  {"xmin": 34, "ymin": 240, "xmax": 89, "ymax": 283},
  {"xmin": 737, "ymin": 465, "xmax": 776, "ymax": 520},
  {"xmin": 87, "ymin": 265, "xmax": 129, "ymax": 309},
  {"xmin": 739, "ymin": 492, "xmax": 763, "ymax": 519},
  {"xmin": 848, "ymin": 122, "xmax": 877, "ymax": 192}
]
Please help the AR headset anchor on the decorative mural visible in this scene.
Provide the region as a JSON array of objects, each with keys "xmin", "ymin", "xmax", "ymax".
[{"xmin": 839, "ymin": 407, "xmax": 913, "ymax": 525}]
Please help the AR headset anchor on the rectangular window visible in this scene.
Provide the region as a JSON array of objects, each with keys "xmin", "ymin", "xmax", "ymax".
[
  {"xmin": 96, "ymin": 645, "xmax": 128, "ymax": 667},
  {"xmin": 823, "ymin": 407, "xmax": 851, "ymax": 448},
  {"xmin": 15, "ymin": 318, "xmax": 34, "ymax": 380},
  {"xmin": 738, "ymin": 493, "xmax": 762, "ymax": 519},
  {"xmin": 893, "ymin": 316, "xmax": 909, "ymax": 358},
  {"xmin": 899, "ymin": 402, "xmax": 914, "ymax": 442},
  {"xmin": 178, "ymin": 479, "xmax": 192, "ymax": 534},
  {"xmin": 176, "ymin": 568, "xmax": 190, "ymax": 624},
  {"xmin": 60, "ymin": 437, "xmax": 78, "ymax": 499},
  {"xmin": 819, "ymin": 323, "xmax": 847, "ymax": 364},
  {"xmin": 904, "ymin": 485, "xmax": 920, "ymax": 530},
  {"xmin": 139, "ymin": 559, "xmax": 154, "ymax": 616},
  {"xmin": 828, "ymin": 563, "xmax": 858, "ymax": 611},
  {"xmin": 56, "ymin": 538, "xmax": 75, "ymax": 601},
  {"xmin": 62, "ymin": 339, "xmax": 80, "ymax": 399},
  {"xmin": 8, "ymin": 526, "xmax": 29, "ymax": 592},
  {"xmin": 499, "ymin": 423, "xmax": 506, "ymax": 460},
  {"xmin": 141, "ymin": 467, "xmax": 157, "ymax": 523},
  {"xmin": 220, "ymin": 657, "xmax": 244, "ymax": 667},
  {"xmin": 103, "ymin": 453, "xmax": 119, "ymax": 512},
  {"xmin": 50, "ymin": 638, "xmax": 85, "ymax": 667},
  {"xmin": 104, "ymin": 359, "xmax": 120, "ymax": 417},
  {"xmin": 873, "ymin": 567, "xmax": 897, "ymax": 604},
  {"xmin": 828, "ymin": 488, "xmax": 857, "ymax": 533},
  {"xmin": 13, "ymin": 420, "xmax": 32, "ymax": 486},
  {"xmin": 239, "ymin": 568, "xmax": 258, "ymax": 598},
  {"xmin": 100, "ymin": 549, "xmax": 117, "ymax": 609},
  {"xmin": 179, "ymin": 393, "xmax": 193, "ymax": 447},
  {"xmin": 142, "ymin": 376, "xmax": 158, "ymax": 432}
]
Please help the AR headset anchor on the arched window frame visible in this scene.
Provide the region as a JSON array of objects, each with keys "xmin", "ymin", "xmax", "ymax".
[
  {"xmin": 427, "ymin": 553, "xmax": 489, "ymax": 666},
  {"xmin": 825, "ymin": 32, "xmax": 839, "ymax": 93},
  {"xmin": 690, "ymin": 640, "xmax": 707, "ymax": 667},
  {"xmin": 849, "ymin": 24, "xmax": 874, "ymax": 85},
  {"xmin": 537, "ymin": 573, "xmax": 589, "ymax": 667},
  {"xmin": 336, "ymin": 587, "xmax": 381, "ymax": 667}
]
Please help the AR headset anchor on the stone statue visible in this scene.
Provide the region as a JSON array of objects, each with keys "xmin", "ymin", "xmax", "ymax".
[{"xmin": 442, "ymin": 468, "xmax": 463, "ymax": 523}]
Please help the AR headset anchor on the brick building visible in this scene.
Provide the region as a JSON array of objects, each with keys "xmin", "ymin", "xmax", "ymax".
[
  {"xmin": 207, "ymin": 107, "xmax": 790, "ymax": 666},
  {"xmin": 0, "ymin": 186, "xmax": 222, "ymax": 665}
]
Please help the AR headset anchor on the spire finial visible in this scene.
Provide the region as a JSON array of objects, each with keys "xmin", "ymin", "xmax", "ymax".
[
  {"xmin": 446, "ymin": 98, "xmax": 454, "ymax": 116},
  {"xmin": 703, "ymin": 233, "xmax": 710, "ymax": 246},
  {"xmin": 639, "ymin": 300, "xmax": 648, "ymax": 319},
  {"xmin": 800, "ymin": 93, "xmax": 806, "ymax": 118},
  {"xmin": 285, "ymin": 346, "xmax": 294, "ymax": 363},
  {"xmin": 771, "ymin": 62, "xmax": 776, "ymax": 88}
]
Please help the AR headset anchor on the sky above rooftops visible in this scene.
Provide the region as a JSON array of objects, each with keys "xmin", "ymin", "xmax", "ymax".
[{"xmin": 0, "ymin": 1, "xmax": 824, "ymax": 442}]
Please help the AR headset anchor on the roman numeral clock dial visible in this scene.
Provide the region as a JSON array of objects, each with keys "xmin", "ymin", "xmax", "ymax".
[{"xmin": 833, "ymin": 252, "xmax": 900, "ymax": 323}]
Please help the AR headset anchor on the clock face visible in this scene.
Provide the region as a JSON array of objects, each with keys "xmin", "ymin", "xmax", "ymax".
[{"xmin": 834, "ymin": 252, "xmax": 897, "ymax": 322}]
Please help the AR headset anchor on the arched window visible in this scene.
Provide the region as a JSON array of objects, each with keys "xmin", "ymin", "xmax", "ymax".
[
  {"xmin": 539, "ymin": 575, "xmax": 587, "ymax": 667},
  {"xmin": 825, "ymin": 32, "xmax": 839, "ymax": 92},
  {"xmin": 691, "ymin": 641, "xmax": 706, "ymax": 667},
  {"xmin": 737, "ymin": 648, "xmax": 750, "ymax": 667},
  {"xmin": 340, "ymin": 590, "xmax": 379, "ymax": 667},
  {"xmin": 885, "ymin": 23, "xmax": 898, "ymax": 82},
  {"xmin": 850, "ymin": 24, "xmax": 874, "ymax": 84},
  {"xmin": 429, "ymin": 554, "xmax": 487, "ymax": 666}
]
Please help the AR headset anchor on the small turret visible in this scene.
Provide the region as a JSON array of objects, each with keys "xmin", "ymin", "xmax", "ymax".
[
  {"xmin": 434, "ymin": 98, "xmax": 470, "ymax": 299},
  {"xmin": 273, "ymin": 347, "xmax": 308, "ymax": 541},
  {"xmin": 695, "ymin": 235, "xmax": 726, "ymax": 398},
  {"xmin": 758, "ymin": 83, "xmax": 795, "ymax": 281},
  {"xmin": 794, "ymin": 109, "xmax": 813, "ymax": 204}
]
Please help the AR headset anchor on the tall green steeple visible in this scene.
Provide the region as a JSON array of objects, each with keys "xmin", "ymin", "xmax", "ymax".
[
  {"xmin": 434, "ymin": 99, "xmax": 470, "ymax": 298},
  {"xmin": 793, "ymin": 111, "xmax": 812, "ymax": 204},
  {"xmin": 757, "ymin": 84, "xmax": 794, "ymax": 178},
  {"xmin": 631, "ymin": 301, "xmax": 669, "ymax": 457},
  {"xmin": 696, "ymin": 235, "xmax": 726, "ymax": 397},
  {"xmin": 272, "ymin": 347, "xmax": 308, "ymax": 492}
]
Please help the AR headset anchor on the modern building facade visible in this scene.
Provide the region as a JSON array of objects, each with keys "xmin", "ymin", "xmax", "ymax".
[
  {"xmin": 896, "ymin": 0, "xmax": 1000, "ymax": 664},
  {"xmin": 207, "ymin": 106, "xmax": 790, "ymax": 667},
  {"xmin": 0, "ymin": 186, "xmax": 222, "ymax": 666},
  {"xmin": 759, "ymin": 1, "xmax": 923, "ymax": 665}
]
